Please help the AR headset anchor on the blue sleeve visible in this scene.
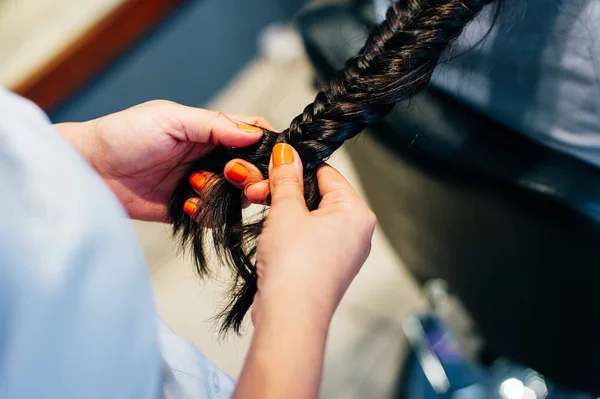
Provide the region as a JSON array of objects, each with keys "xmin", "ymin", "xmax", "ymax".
[{"xmin": 0, "ymin": 88, "xmax": 162, "ymax": 398}]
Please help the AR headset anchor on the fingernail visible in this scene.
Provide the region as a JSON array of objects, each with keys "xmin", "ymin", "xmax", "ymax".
[
  {"xmin": 272, "ymin": 143, "xmax": 294, "ymax": 166},
  {"xmin": 237, "ymin": 123, "xmax": 263, "ymax": 133},
  {"xmin": 189, "ymin": 173, "xmax": 206, "ymax": 190},
  {"xmin": 225, "ymin": 162, "xmax": 249, "ymax": 184},
  {"xmin": 183, "ymin": 199, "xmax": 199, "ymax": 216}
]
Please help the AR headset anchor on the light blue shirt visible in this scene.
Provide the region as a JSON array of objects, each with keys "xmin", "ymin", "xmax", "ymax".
[{"xmin": 0, "ymin": 87, "xmax": 234, "ymax": 398}]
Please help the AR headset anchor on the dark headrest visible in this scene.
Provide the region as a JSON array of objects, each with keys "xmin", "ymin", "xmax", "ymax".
[{"xmin": 296, "ymin": 4, "xmax": 600, "ymax": 223}]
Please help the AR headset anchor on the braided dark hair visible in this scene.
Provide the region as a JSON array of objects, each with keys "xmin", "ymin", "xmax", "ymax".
[{"xmin": 169, "ymin": 0, "xmax": 501, "ymax": 333}]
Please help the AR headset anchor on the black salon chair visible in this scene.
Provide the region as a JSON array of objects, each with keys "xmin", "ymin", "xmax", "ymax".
[{"xmin": 296, "ymin": 3, "xmax": 600, "ymax": 395}]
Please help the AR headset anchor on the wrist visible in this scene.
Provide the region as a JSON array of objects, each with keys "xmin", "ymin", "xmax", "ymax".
[
  {"xmin": 236, "ymin": 291, "xmax": 330, "ymax": 399},
  {"xmin": 54, "ymin": 120, "xmax": 97, "ymax": 163},
  {"xmin": 254, "ymin": 286, "xmax": 334, "ymax": 333}
]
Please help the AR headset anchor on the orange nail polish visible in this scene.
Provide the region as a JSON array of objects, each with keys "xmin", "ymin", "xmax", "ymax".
[
  {"xmin": 183, "ymin": 199, "xmax": 199, "ymax": 216},
  {"xmin": 189, "ymin": 173, "xmax": 207, "ymax": 190},
  {"xmin": 226, "ymin": 162, "xmax": 249, "ymax": 184},
  {"xmin": 272, "ymin": 143, "xmax": 294, "ymax": 166},
  {"xmin": 237, "ymin": 123, "xmax": 263, "ymax": 133}
]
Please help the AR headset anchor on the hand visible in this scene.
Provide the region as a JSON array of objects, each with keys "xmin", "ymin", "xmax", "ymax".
[
  {"xmin": 232, "ymin": 144, "xmax": 376, "ymax": 399},
  {"xmin": 252, "ymin": 144, "xmax": 377, "ymax": 325},
  {"xmin": 55, "ymin": 100, "xmax": 273, "ymax": 222}
]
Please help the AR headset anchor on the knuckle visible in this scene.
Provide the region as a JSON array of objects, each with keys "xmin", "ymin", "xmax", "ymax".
[
  {"xmin": 348, "ymin": 205, "xmax": 377, "ymax": 229},
  {"xmin": 327, "ymin": 187, "xmax": 355, "ymax": 204},
  {"xmin": 202, "ymin": 109, "xmax": 225, "ymax": 125},
  {"xmin": 272, "ymin": 173, "xmax": 301, "ymax": 188},
  {"xmin": 145, "ymin": 99, "xmax": 176, "ymax": 108},
  {"xmin": 158, "ymin": 113, "xmax": 186, "ymax": 138},
  {"xmin": 272, "ymin": 196, "xmax": 299, "ymax": 208},
  {"xmin": 324, "ymin": 186, "xmax": 344, "ymax": 200},
  {"xmin": 255, "ymin": 117, "xmax": 271, "ymax": 129},
  {"xmin": 202, "ymin": 110, "xmax": 228, "ymax": 144},
  {"xmin": 213, "ymin": 110, "xmax": 227, "ymax": 120},
  {"xmin": 364, "ymin": 209, "xmax": 378, "ymax": 228}
]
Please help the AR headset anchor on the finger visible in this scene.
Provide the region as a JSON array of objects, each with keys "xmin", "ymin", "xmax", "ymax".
[
  {"xmin": 189, "ymin": 171, "xmax": 211, "ymax": 196},
  {"xmin": 268, "ymin": 143, "xmax": 305, "ymax": 210},
  {"xmin": 183, "ymin": 179, "xmax": 220, "ymax": 227},
  {"xmin": 183, "ymin": 197, "xmax": 201, "ymax": 217},
  {"xmin": 316, "ymin": 163, "xmax": 363, "ymax": 208},
  {"xmin": 159, "ymin": 103, "xmax": 265, "ymax": 147},
  {"xmin": 188, "ymin": 171, "xmax": 227, "ymax": 200},
  {"xmin": 182, "ymin": 196, "xmax": 217, "ymax": 227},
  {"xmin": 223, "ymin": 159, "xmax": 265, "ymax": 189},
  {"xmin": 226, "ymin": 114, "xmax": 278, "ymax": 132},
  {"xmin": 244, "ymin": 180, "xmax": 270, "ymax": 204}
]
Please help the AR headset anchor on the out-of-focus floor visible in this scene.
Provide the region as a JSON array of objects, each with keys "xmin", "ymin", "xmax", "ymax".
[{"xmin": 135, "ymin": 51, "xmax": 426, "ymax": 398}]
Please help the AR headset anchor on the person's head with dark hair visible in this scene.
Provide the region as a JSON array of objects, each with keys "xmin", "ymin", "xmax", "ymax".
[{"xmin": 168, "ymin": 0, "xmax": 502, "ymax": 333}]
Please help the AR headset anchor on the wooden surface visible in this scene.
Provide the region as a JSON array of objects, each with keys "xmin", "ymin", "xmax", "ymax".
[{"xmin": 0, "ymin": 0, "xmax": 186, "ymax": 112}]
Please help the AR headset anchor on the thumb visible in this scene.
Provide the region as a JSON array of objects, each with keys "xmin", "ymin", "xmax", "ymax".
[
  {"xmin": 148, "ymin": 102, "xmax": 265, "ymax": 147},
  {"xmin": 268, "ymin": 143, "xmax": 306, "ymax": 211}
]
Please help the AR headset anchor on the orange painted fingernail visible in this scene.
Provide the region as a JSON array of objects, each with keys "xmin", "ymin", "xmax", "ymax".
[
  {"xmin": 183, "ymin": 199, "xmax": 199, "ymax": 216},
  {"xmin": 189, "ymin": 173, "xmax": 207, "ymax": 190},
  {"xmin": 225, "ymin": 162, "xmax": 249, "ymax": 184},
  {"xmin": 272, "ymin": 143, "xmax": 294, "ymax": 166},
  {"xmin": 237, "ymin": 123, "xmax": 262, "ymax": 133}
]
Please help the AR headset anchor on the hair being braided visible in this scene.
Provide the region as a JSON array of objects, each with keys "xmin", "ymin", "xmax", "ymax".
[{"xmin": 168, "ymin": 0, "xmax": 501, "ymax": 333}]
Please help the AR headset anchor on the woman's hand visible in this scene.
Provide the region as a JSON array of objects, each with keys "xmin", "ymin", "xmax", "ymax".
[
  {"xmin": 55, "ymin": 100, "xmax": 271, "ymax": 222},
  {"xmin": 188, "ymin": 142, "xmax": 376, "ymax": 323},
  {"xmin": 233, "ymin": 144, "xmax": 376, "ymax": 399},
  {"xmin": 253, "ymin": 143, "xmax": 377, "ymax": 325}
]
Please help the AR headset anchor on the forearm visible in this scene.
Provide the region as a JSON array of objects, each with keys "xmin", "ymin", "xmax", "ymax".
[{"xmin": 233, "ymin": 296, "xmax": 330, "ymax": 399}]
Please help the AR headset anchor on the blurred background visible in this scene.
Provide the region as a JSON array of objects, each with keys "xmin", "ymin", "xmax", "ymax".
[{"xmin": 0, "ymin": 1, "xmax": 424, "ymax": 398}]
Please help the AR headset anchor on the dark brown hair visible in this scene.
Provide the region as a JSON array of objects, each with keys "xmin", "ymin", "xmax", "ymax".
[{"xmin": 169, "ymin": 0, "xmax": 502, "ymax": 333}]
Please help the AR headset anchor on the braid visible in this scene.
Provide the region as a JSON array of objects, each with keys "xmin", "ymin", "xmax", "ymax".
[{"xmin": 168, "ymin": 0, "xmax": 500, "ymax": 333}]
